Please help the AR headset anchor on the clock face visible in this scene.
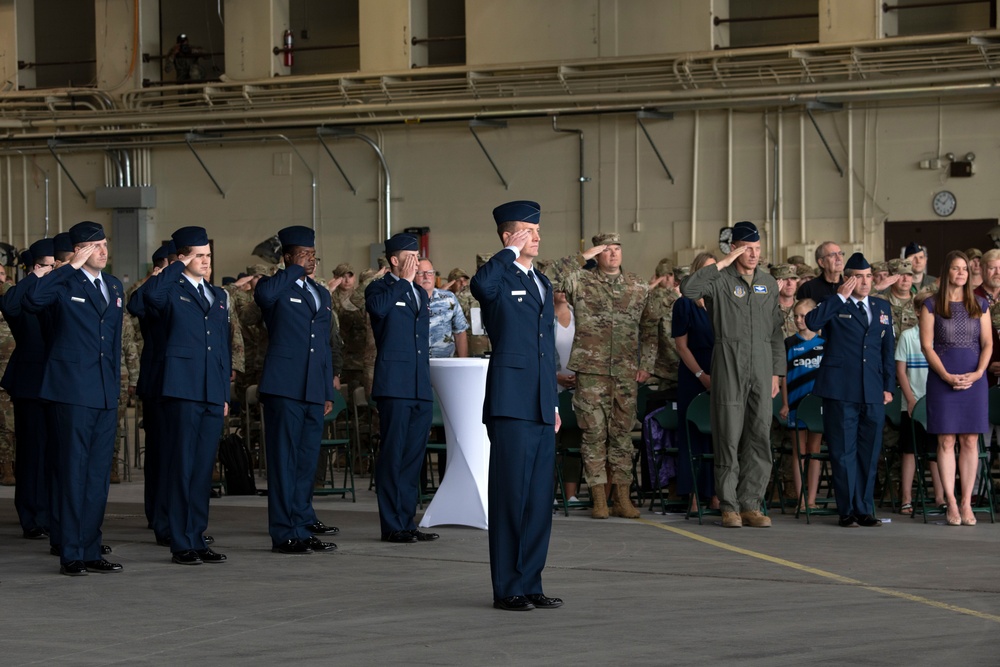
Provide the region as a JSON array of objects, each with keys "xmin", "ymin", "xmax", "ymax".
[{"xmin": 933, "ymin": 190, "xmax": 957, "ymax": 217}]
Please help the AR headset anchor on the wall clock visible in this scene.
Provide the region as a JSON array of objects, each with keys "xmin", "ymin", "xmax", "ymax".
[{"xmin": 932, "ymin": 190, "xmax": 957, "ymax": 217}]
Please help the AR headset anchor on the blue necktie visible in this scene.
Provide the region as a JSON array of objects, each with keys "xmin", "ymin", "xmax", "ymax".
[{"xmin": 856, "ymin": 300, "xmax": 868, "ymax": 327}]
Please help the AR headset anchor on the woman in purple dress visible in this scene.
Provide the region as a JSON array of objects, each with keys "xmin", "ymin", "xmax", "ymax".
[{"xmin": 919, "ymin": 250, "xmax": 992, "ymax": 526}]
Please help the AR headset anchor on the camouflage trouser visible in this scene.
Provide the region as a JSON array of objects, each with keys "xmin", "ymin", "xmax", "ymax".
[
  {"xmin": 0, "ymin": 391, "xmax": 14, "ymax": 462},
  {"xmin": 573, "ymin": 372, "xmax": 637, "ymax": 486}
]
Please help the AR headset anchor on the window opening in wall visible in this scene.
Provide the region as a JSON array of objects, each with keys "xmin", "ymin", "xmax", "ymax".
[
  {"xmin": 422, "ymin": 0, "xmax": 465, "ymax": 68},
  {"xmin": 156, "ymin": 0, "xmax": 225, "ymax": 85},
  {"xmin": 288, "ymin": 0, "xmax": 360, "ymax": 75},
  {"xmin": 723, "ymin": 0, "xmax": 819, "ymax": 49},
  {"xmin": 30, "ymin": 0, "xmax": 97, "ymax": 89},
  {"xmin": 889, "ymin": 0, "xmax": 995, "ymax": 36}
]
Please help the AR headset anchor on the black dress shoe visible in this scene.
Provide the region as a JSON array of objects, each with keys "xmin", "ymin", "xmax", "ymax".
[
  {"xmin": 203, "ymin": 535, "xmax": 215, "ymax": 545},
  {"xmin": 60, "ymin": 560, "xmax": 88, "ymax": 576},
  {"xmin": 272, "ymin": 539, "xmax": 314, "ymax": 554},
  {"xmin": 172, "ymin": 550, "xmax": 204, "ymax": 565},
  {"xmin": 411, "ymin": 530, "xmax": 439, "ymax": 542},
  {"xmin": 156, "ymin": 537, "xmax": 172, "ymax": 547},
  {"xmin": 84, "ymin": 559, "xmax": 123, "ymax": 573},
  {"xmin": 838, "ymin": 515, "xmax": 859, "ymax": 527},
  {"xmin": 525, "ymin": 594, "xmax": 563, "ymax": 609},
  {"xmin": 306, "ymin": 522, "xmax": 339, "ymax": 535},
  {"xmin": 304, "ymin": 536, "xmax": 338, "ymax": 552},
  {"xmin": 101, "ymin": 545, "xmax": 112, "ymax": 555},
  {"xmin": 856, "ymin": 514, "xmax": 882, "ymax": 527},
  {"xmin": 196, "ymin": 548, "xmax": 227, "ymax": 563},
  {"xmin": 381, "ymin": 530, "xmax": 417, "ymax": 544},
  {"xmin": 23, "ymin": 527, "xmax": 48, "ymax": 540},
  {"xmin": 493, "ymin": 596, "xmax": 535, "ymax": 611}
]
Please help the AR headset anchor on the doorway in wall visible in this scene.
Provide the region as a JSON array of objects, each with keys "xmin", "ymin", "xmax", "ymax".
[{"xmin": 884, "ymin": 218, "xmax": 998, "ymax": 272}]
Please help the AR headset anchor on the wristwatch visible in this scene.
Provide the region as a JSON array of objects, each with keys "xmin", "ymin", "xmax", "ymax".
[{"xmin": 695, "ymin": 370, "xmax": 704, "ymax": 379}]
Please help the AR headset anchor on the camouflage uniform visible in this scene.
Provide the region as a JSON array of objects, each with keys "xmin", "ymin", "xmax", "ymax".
[
  {"xmin": 0, "ymin": 282, "xmax": 15, "ymax": 484},
  {"xmin": 561, "ymin": 235, "xmax": 656, "ymax": 487},
  {"xmin": 645, "ymin": 287, "xmax": 680, "ymax": 391},
  {"xmin": 333, "ymin": 286, "xmax": 371, "ymax": 397},
  {"xmin": 112, "ymin": 311, "xmax": 140, "ymax": 481},
  {"xmin": 427, "ymin": 288, "xmax": 469, "ymax": 358}
]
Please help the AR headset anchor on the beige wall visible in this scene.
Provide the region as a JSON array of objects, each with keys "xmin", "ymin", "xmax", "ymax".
[{"xmin": 5, "ymin": 100, "xmax": 998, "ymax": 281}]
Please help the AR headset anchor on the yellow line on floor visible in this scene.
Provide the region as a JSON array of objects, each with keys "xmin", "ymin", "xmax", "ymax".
[{"xmin": 637, "ymin": 518, "xmax": 1000, "ymax": 625}]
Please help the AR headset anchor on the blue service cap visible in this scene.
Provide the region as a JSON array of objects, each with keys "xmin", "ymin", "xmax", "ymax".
[
  {"xmin": 903, "ymin": 242, "xmax": 923, "ymax": 258},
  {"xmin": 69, "ymin": 221, "xmax": 106, "ymax": 245},
  {"xmin": 384, "ymin": 233, "xmax": 419, "ymax": 256},
  {"xmin": 19, "ymin": 249, "xmax": 32, "ymax": 267},
  {"xmin": 53, "ymin": 232, "xmax": 73, "ymax": 254},
  {"xmin": 731, "ymin": 221, "xmax": 760, "ymax": 243},
  {"xmin": 222, "ymin": 276, "xmax": 235, "ymax": 286},
  {"xmin": 29, "ymin": 238, "xmax": 54, "ymax": 260},
  {"xmin": 172, "ymin": 226, "xmax": 209, "ymax": 248},
  {"xmin": 151, "ymin": 242, "xmax": 172, "ymax": 263},
  {"xmin": 845, "ymin": 252, "xmax": 871, "ymax": 271},
  {"xmin": 492, "ymin": 200, "xmax": 541, "ymax": 225},
  {"xmin": 277, "ymin": 225, "xmax": 315, "ymax": 249}
]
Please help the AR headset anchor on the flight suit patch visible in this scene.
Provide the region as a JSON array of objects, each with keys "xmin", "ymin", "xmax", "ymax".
[
  {"xmin": 733, "ymin": 285, "xmax": 747, "ymax": 298},
  {"xmin": 753, "ymin": 285, "xmax": 768, "ymax": 294}
]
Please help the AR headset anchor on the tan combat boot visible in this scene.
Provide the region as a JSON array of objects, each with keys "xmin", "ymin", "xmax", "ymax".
[
  {"xmin": 721, "ymin": 510, "xmax": 742, "ymax": 528},
  {"xmin": 610, "ymin": 483, "xmax": 640, "ymax": 519},
  {"xmin": 590, "ymin": 484, "xmax": 609, "ymax": 519},
  {"xmin": 740, "ymin": 509, "xmax": 772, "ymax": 527}
]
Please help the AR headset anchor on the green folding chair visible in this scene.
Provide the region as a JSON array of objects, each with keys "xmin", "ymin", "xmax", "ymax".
[
  {"xmin": 793, "ymin": 393, "xmax": 837, "ymax": 523},
  {"xmin": 314, "ymin": 391, "xmax": 355, "ymax": 501},
  {"xmin": 649, "ymin": 400, "xmax": 686, "ymax": 514},
  {"xmin": 910, "ymin": 395, "xmax": 994, "ymax": 523},
  {"xmin": 555, "ymin": 389, "xmax": 590, "ymax": 516},
  {"xmin": 684, "ymin": 391, "xmax": 718, "ymax": 525}
]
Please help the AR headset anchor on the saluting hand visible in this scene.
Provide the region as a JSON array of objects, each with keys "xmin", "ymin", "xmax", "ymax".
[
  {"xmin": 582, "ymin": 244, "xmax": 607, "ymax": 261},
  {"xmin": 399, "ymin": 253, "xmax": 418, "ymax": 282},
  {"xmin": 505, "ymin": 228, "xmax": 533, "ymax": 253},
  {"xmin": 69, "ymin": 244, "xmax": 96, "ymax": 270},
  {"xmin": 716, "ymin": 244, "xmax": 749, "ymax": 270},
  {"xmin": 326, "ymin": 276, "xmax": 344, "ymax": 292},
  {"xmin": 32, "ymin": 264, "xmax": 53, "ymax": 278},
  {"xmin": 837, "ymin": 275, "xmax": 859, "ymax": 299},
  {"xmin": 874, "ymin": 273, "xmax": 901, "ymax": 292}
]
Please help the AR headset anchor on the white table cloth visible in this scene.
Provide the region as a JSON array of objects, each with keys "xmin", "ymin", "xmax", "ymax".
[{"xmin": 419, "ymin": 358, "xmax": 491, "ymax": 529}]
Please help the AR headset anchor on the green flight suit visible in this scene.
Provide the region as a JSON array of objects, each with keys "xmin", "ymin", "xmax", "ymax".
[{"xmin": 681, "ymin": 264, "xmax": 785, "ymax": 513}]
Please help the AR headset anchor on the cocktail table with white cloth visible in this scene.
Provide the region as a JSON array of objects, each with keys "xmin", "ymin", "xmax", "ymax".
[{"xmin": 419, "ymin": 357, "xmax": 491, "ymax": 529}]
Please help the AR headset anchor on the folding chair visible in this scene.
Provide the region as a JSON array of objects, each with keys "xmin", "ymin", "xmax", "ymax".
[
  {"xmin": 684, "ymin": 391, "xmax": 718, "ymax": 525},
  {"xmin": 792, "ymin": 393, "xmax": 838, "ymax": 523},
  {"xmin": 244, "ymin": 384, "xmax": 265, "ymax": 476},
  {"xmin": 648, "ymin": 401, "xmax": 686, "ymax": 514},
  {"xmin": 769, "ymin": 393, "xmax": 795, "ymax": 514},
  {"xmin": 555, "ymin": 389, "xmax": 590, "ymax": 516},
  {"xmin": 631, "ymin": 383, "xmax": 654, "ymax": 507},
  {"xmin": 419, "ymin": 393, "xmax": 447, "ymax": 507},
  {"xmin": 911, "ymin": 395, "xmax": 994, "ymax": 524},
  {"xmin": 314, "ymin": 392, "xmax": 355, "ymax": 501}
]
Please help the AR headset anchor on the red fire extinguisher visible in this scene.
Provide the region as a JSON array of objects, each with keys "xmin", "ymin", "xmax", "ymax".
[{"xmin": 283, "ymin": 29, "xmax": 294, "ymax": 67}]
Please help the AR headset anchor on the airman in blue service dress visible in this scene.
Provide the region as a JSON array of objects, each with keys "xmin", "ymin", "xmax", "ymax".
[
  {"xmin": 365, "ymin": 233, "xmax": 439, "ymax": 544},
  {"xmin": 806, "ymin": 252, "xmax": 895, "ymax": 528},
  {"xmin": 2, "ymin": 238, "xmax": 55, "ymax": 541},
  {"xmin": 126, "ymin": 241, "xmax": 173, "ymax": 541},
  {"xmin": 23, "ymin": 221, "xmax": 124, "ymax": 575},
  {"xmin": 255, "ymin": 225, "xmax": 338, "ymax": 554},
  {"xmin": 143, "ymin": 226, "xmax": 230, "ymax": 565},
  {"xmin": 471, "ymin": 200, "xmax": 562, "ymax": 612}
]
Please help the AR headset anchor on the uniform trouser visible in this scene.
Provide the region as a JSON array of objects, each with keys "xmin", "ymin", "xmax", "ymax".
[
  {"xmin": 823, "ymin": 398, "xmax": 884, "ymax": 517},
  {"xmin": 43, "ymin": 403, "xmax": 62, "ymax": 549},
  {"xmin": 375, "ymin": 397, "xmax": 432, "ymax": 537},
  {"xmin": 263, "ymin": 394, "xmax": 324, "ymax": 545},
  {"xmin": 486, "ymin": 417, "xmax": 555, "ymax": 601},
  {"xmin": 712, "ymin": 379, "xmax": 773, "ymax": 513},
  {"xmin": 141, "ymin": 397, "xmax": 166, "ymax": 536},
  {"xmin": 49, "ymin": 402, "xmax": 116, "ymax": 564},
  {"xmin": 573, "ymin": 373, "xmax": 637, "ymax": 486},
  {"xmin": 161, "ymin": 398, "xmax": 223, "ymax": 553},
  {"xmin": 13, "ymin": 398, "xmax": 50, "ymax": 533}
]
